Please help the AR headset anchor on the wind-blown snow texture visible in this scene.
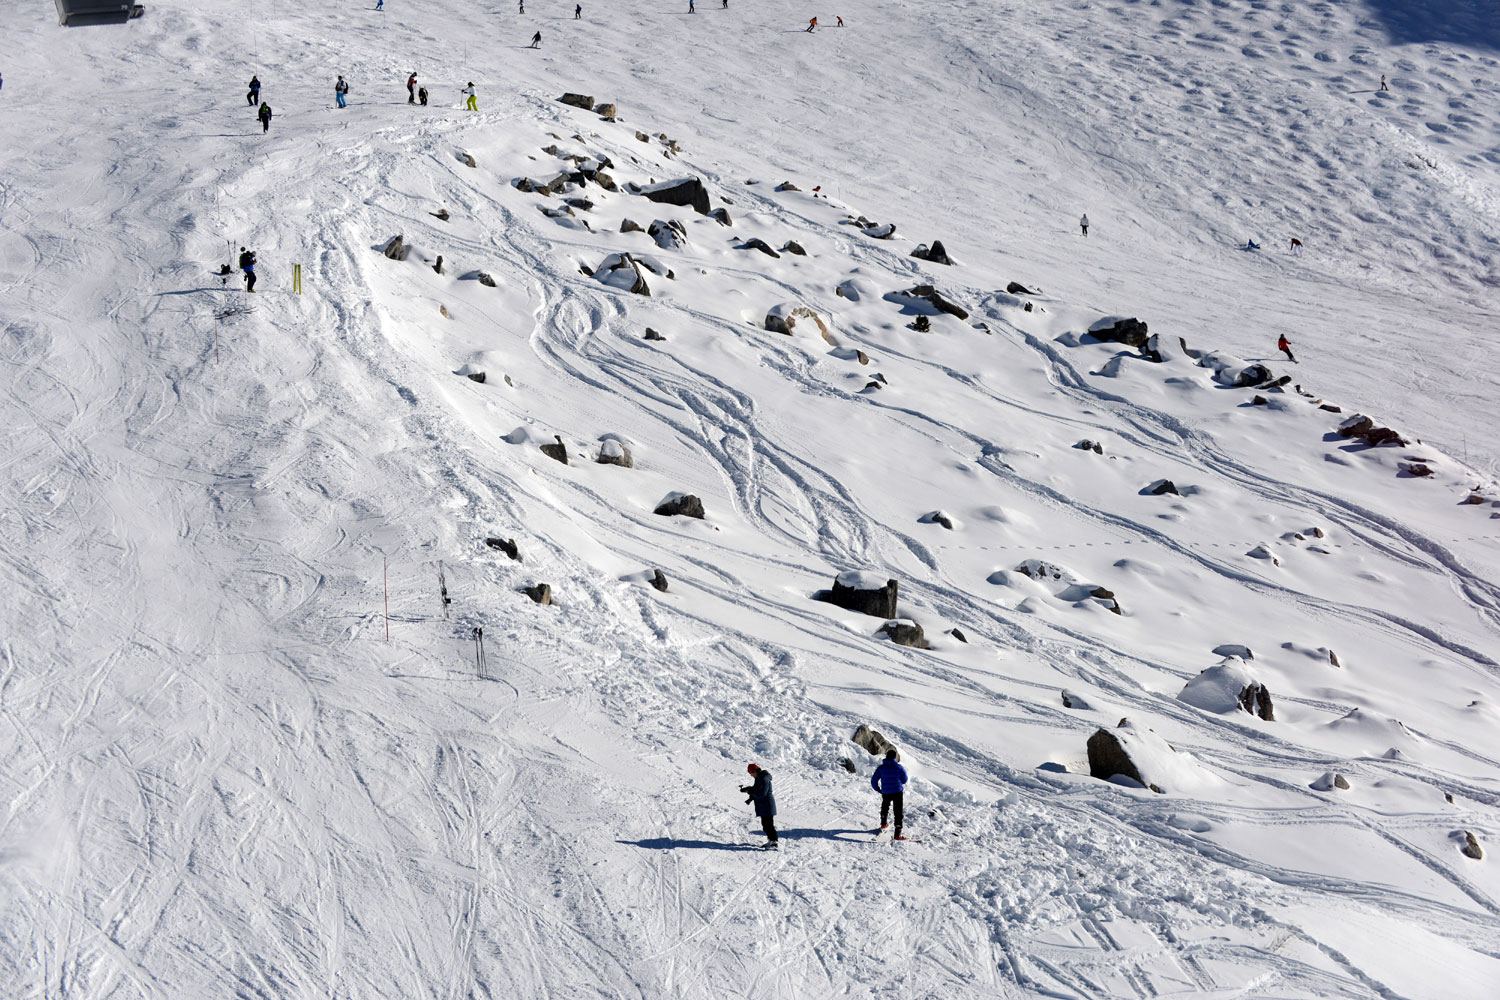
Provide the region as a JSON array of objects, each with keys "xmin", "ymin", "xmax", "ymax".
[{"xmin": 3, "ymin": 1, "xmax": 1499, "ymax": 998}]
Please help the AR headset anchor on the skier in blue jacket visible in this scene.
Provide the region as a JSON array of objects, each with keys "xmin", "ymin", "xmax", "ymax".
[
  {"xmin": 740, "ymin": 763, "xmax": 778, "ymax": 849},
  {"xmin": 871, "ymin": 749, "xmax": 908, "ymax": 840}
]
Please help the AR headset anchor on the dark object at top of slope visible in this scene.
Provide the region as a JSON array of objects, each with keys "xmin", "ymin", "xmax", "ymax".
[{"xmin": 56, "ymin": 0, "xmax": 144, "ymax": 26}]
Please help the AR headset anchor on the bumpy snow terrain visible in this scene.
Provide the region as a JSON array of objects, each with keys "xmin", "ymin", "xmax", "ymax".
[{"xmin": 3, "ymin": 1, "xmax": 1499, "ymax": 997}]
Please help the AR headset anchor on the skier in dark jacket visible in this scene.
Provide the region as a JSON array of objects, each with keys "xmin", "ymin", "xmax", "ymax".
[
  {"xmin": 247, "ymin": 75, "xmax": 260, "ymax": 105},
  {"xmin": 238, "ymin": 247, "xmax": 257, "ymax": 292},
  {"xmin": 871, "ymin": 749, "xmax": 908, "ymax": 840},
  {"xmin": 740, "ymin": 763, "xmax": 778, "ymax": 848},
  {"xmin": 257, "ymin": 102, "xmax": 272, "ymax": 132},
  {"xmin": 407, "ymin": 72, "xmax": 418, "ymax": 104}
]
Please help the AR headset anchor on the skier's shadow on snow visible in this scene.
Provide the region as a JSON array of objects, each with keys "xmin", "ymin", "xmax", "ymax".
[{"xmin": 621, "ymin": 829, "xmax": 869, "ymax": 852}]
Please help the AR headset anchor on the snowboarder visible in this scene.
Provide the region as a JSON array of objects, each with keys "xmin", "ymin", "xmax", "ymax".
[
  {"xmin": 1380, "ymin": 74, "xmax": 1388, "ymax": 92},
  {"xmin": 463, "ymin": 82, "xmax": 478, "ymax": 111},
  {"xmin": 418, "ymin": 86, "xmax": 429, "ymax": 106},
  {"xmin": 1246, "ymin": 238, "xmax": 1260, "ymax": 250},
  {"xmin": 740, "ymin": 763, "xmax": 778, "ymax": 848},
  {"xmin": 871, "ymin": 749, "xmax": 908, "ymax": 840},
  {"xmin": 238, "ymin": 247, "xmax": 257, "ymax": 292},
  {"xmin": 257, "ymin": 101, "xmax": 272, "ymax": 132},
  {"xmin": 407, "ymin": 72, "xmax": 417, "ymax": 104},
  {"xmin": 247, "ymin": 75, "xmax": 261, "ymax": 106},
  {"xmin": 575, "ymin": 3, "xmax": 581, "ymax": 17},
  {"xmin": 529, "ymin": 31, "xmax": 542, "ymax": 48},
  {"xmin": 335, "ymin": 75, "xmax": 349, "ymax": 108},
  {"xmin": 1277, "ymin": 334, "xmax": 1297, "ymax": 363},
  {"xmin": 807, "ymin": 16, "xmax": 817, "ymax": 31},
  {"xmin": 1290, "ymin": 237, "xmax": 1304, "ymax": 255},
  {"xmin": 1080, "ymin": 213, "xmax": 1089, "ymax": 237}
]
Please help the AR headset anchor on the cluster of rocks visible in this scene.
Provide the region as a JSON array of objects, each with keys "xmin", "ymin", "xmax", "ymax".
[
  {"xmin": 1336, "ymin": 414, "xmax": 1407, "ymax": 448},
  {"xmin": 910, "ymin": 241, "xmax": 953, "ymax": 265},
  {"xmin": 557, "ymin": 92, "xmax": 618, "ymax": 121}
]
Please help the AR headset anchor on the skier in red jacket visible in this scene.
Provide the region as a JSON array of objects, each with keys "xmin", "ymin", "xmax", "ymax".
[{"xmin": 1277, "ymin": 335, "xmax": 1297, "ymax": 363}]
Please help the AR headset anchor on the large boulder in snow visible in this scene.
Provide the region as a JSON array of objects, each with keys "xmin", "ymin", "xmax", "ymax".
[
  {"xmin": 1178, "ymin": 658, "xmax": 1275, "ymax": 721},
  {"xmin": 1087, "ymin": 726, "xmax": 1152, "ymax": 790},
  {"xmin": 382, "ymin": 235, "xmax": 408, "ymax": 261},
  {"xmin": 877, "ymin": 619, "xmax": 927, "ymax": 648},
  {"xmin": 648, "ymin": 219, "xmax": 687, "ymax": 251},
  {"xmin": 539, "ymin": 435, "xmax": 568, "ymax": 465},
  {"xmin": 765, "ymin": 302, "xmax": 832, "ymax": 340},
  {"xmin": 630, "ymin": 177, "xmax": 712, "ymax": 215},
  {"xmin": 654, "ymin": 492, "xmax": 705, "ymax": 519},
  {"xmin": 523, "ymin": 583, "xmax": 553, "ymax": 605},
  {"xmin": 820, "ymin": 571, "xmax": 899, "ymax": 619},
  {"xmin": 594, "ymin": 253, "xmax": 652, "ymax": 296},
  {"xmin": 1087, "ymin": 719, "xmax": 1213, "ymax": 794},
  {"xmin": 852, "ymin": 724, "xmax": 897, "ymax": 757},
  {"xmin": 1088, "ymin": 317, "xmax": 1149, "ymax": 348},
  {"xmin": 558, "ymin": 93, "xmax": 595, "ymax": 110},
  {"xmin": 596, "ymin": 439, "xmax": 633, "ymax": 467}
]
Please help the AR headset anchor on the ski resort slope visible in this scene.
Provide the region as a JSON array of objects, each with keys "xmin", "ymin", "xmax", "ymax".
[{"xmin": 2, "ymin": 1, "xmax": 1499, "ymax": 998}]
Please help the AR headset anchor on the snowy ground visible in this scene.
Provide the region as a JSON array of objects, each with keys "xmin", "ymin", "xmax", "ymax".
[{"xmin": 2, "ymin": 1, "xmax": 1499, "ymax": 998}]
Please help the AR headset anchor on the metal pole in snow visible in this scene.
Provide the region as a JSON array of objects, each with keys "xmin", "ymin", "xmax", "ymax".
[{"xmin": 384, "ymin": 556, "xmax": 390, "ymax": 641}]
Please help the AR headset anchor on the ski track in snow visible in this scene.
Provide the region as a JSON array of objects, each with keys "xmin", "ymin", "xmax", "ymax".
[{"xmin": 4, "ymin": 1, "xmax": 1500, "ymax": 999}]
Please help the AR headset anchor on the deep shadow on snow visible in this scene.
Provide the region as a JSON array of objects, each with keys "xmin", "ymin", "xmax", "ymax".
[{"xmin": 1363, "ymin": 0, "xmax": 1500, "ymax": 52}]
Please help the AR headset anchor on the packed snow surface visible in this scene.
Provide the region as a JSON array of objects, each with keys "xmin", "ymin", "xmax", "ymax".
[{"xmin": 3, "ymin": 1, "xmax": 1500, "ymax": 998}]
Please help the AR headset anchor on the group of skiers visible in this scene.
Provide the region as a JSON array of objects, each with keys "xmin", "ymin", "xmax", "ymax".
[{"xmin": 740, "ymin": 749, "xmax": 908, "ymax": 850}]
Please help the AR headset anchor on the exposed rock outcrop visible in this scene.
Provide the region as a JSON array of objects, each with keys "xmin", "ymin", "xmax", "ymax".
[
  {"xmin": 819, "ymin": 572, "xmax": 899, "ymax": 619},
  {"xmin": 654, "ymin": 492, "xmax": 705, "ymax": 519}
]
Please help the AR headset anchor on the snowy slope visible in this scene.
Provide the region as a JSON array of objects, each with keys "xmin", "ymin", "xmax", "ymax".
[{"xmin": 2, "ymin": 1, "xmax": 1499, "ymax": 998}]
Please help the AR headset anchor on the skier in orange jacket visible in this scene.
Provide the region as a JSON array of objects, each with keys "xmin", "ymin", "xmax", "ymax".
[{"xmin": 807, "ymin": 17, "xmax": 817, "ymax": 31}]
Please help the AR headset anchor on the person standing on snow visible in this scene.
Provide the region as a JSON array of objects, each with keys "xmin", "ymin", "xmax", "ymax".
[
  {"xmin": 688, "ymin": 0, "xmax": 695, "ymax": 12},
  {"xmin": 740, "ymin": 763, "xmax": 778, "ymax": 849},
  {"xmin": 247, "ymin": 75, "xmax": 261, "ymax": 106},
  {"xmin": 529, "ymin": 30, "xmax": 542, "ymax": 47},
  {"xmin": 463, "ymin": 82, "xmax": 478, "ymax": 111},
  {"xmin": 238, "ymin": 247, "xmax": 257, "ymax": 292},
  {"xmin": 1080, "ymin": 213, "xmax": 1090, "ymax": 237},
  {"xmin": 1277, "ymin": 335, "xmax": 1297, "ymax": 363},
  {"xmin": 407, "ymin": 72, "xmax": 418, "ymax": 104},
  {"xmin": 418, "ymin": 86, "xmax": 429, "ymax": 106},
  {"xmin": 335, "ymin": 75, "xmax": 349, "ymax": 108},
  {"xmin": 1380, "ymin": 74, "xmax": 1388, "ymax": 92},
  {"xmin": 257, "ymin": 101, "xmax": 272, "ymax": 132},
  {"xmin": 575, "ymin": 4, "xmax": 582, "ymax": 17},
  {"xmin": 871, "ymin": 749, "xmax": 909, "ymax": 840}
]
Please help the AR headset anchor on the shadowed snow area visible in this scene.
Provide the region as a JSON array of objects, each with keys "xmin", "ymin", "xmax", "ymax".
[{"xmin": 2, "ymin": 1, "xmax": 1499, "ymax": 998}]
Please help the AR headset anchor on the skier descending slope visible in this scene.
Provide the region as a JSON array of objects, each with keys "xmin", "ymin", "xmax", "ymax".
[
  {"xmin": 740, "ymin": 764, "xmax": 778, "ymax": 849},
  {"xmin": 871, "ymin": 749, "xmax": 908, "ymax": 840},
  {"xmin": 1278, "ymin": 334, "xmax": 1298, "ymax": 363},
  {"xmin": 529, "ymin": 31, "xmax": 541, "ymax": 48}
]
